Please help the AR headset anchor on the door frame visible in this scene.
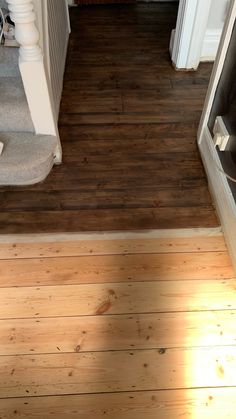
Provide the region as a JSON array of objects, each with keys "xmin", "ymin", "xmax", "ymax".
[
  {"xmin": 197, "ymin": 0, "xmax": 236, "ymax": 271},
  {"xmin": 170, "ymin": 0, "xmax": 212, "ymax": 70}
]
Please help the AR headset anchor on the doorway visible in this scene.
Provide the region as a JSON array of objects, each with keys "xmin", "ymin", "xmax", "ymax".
[{"xmin": 171, "ymin": 0, "xmax": 229, "ymax": 70}]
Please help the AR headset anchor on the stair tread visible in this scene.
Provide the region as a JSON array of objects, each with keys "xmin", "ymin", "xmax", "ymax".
[
  {"xmin": 0, "ymin": 46, "xmax": 19, "ymax": 77},
  {"xmin": 0, "ymin": 0, "xmax": 8, "ymax": 8},
  {"xmin": 0, "ymin": 77, "xmax": 34, "ymax": 132},
  {"xmin": 0, "ymin": 132, "xmax": 57, "ymax": 185}
]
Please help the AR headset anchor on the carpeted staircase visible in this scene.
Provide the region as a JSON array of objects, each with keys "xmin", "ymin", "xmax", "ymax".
[
  {"xmin": 0, "ymin": 0, "xmax": 58, "ymax": 185},
  {"xmin": 0, "ymin": 47, "xmax": 34, "ymax": 132}
]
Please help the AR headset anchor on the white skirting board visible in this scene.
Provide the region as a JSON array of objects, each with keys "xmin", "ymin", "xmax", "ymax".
[
  {"xmin": 201, "ymin": 29, "xmax": 223, "ymax": 62},
  {"xmin": 199, "ymin": 127, "xmax": 236, "ymax": 272}
]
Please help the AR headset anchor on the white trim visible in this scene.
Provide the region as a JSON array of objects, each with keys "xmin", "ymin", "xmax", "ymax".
[
  {"xmin": 42, "ymin": 0, "xmax": 51, "ymax": 78},
  {"xmin": 199, "ymin": 127, "xmax": 236, "ymax": 272},
  {"xmin": 197, "ymin": 0, "xmax": 236, "ymax": 271},
  {"xmin": 198, "ymin": 0, "xmax": 236, "ymax": 141},
  {"xmin": 65, "ymin": 0, "xmax": 71, "ymax": 33},
  {"xmin": 42, "ymin": 0, "xmax": 70, "ymax": 119},
  {"xmin": 171, "ymin": 0, "xmax": 212, "ymax": 70},
  {"xmin": 33, "ymin": 0, "xmax": 44, "ymax": 50},
  {"xmin": 169, "ymin": 29, "xmax": 176, "ymax": 57},
  {"xmin": 201, "ymin": 29, "xmax": 223, "ymax": 62},
  {"xmin": 19, "ymin": 60, "xmax": 59, "ymax": 137}
]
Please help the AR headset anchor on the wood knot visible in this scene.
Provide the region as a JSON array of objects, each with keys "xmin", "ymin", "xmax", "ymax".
[{"xmin": 95, "ymin": 300, "xmax": 112, "ymax": 315}]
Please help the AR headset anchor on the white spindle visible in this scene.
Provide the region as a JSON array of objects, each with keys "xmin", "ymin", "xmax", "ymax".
[{"xmin": 7, "ymin": 0, "xmax": 42, "ymax": 61}]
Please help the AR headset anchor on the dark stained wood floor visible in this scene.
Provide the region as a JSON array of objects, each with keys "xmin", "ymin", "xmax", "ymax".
[{"xmin": 0, "ymin": 3, "xmax": 219, "ymax": 233}]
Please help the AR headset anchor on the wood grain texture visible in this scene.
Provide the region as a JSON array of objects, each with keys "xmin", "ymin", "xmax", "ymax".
[
  {"xmin": 1, "ymin": 347, "xmax": 236, "ymax": 398},
  {"xmin": 0, "ymin": 231, "xmax": 226, "ymax": 259},
  {"xmin": 1, "ymin": 310, "xmax": 236, "ymax": 355},
  {"xmin": 1, "ymin": 388, "xmax": 235, "ymax": 419},
  {"xmin": 0, "ymin": 278, "xmax": 235, "ymax": 319},
  {"xmin": 0, "ymin": 229, "xmax": 235, "ymax": 413},
  {"xmin": 0, "ymin": 2, "xmax": 217, "ymax": 233},
  {"xmin": 0, "ymin": 251, "xmax": 233, "ymax": 287},
  {"xmin": 0, "ymin": 207, "xmax": 219, "ymax": 234}
]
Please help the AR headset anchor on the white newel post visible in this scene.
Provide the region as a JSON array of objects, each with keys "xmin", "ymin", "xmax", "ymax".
[{"xmin": 6, "ymin": 0, "xmax": 62, "ymax": 162}]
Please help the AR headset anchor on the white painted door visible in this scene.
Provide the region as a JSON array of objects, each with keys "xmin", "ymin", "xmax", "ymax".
[
  {"xmin": 197, "ymin": 0, "xmax": 236, "ymax": 270},
  {"xmin": 171, "ymin": 0, "xmax": 229, "ymax": 70}
]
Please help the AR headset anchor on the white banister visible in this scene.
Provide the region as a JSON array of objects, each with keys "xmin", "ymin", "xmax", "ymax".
[
  {"xmin": 7, "ymin": 0, "xmax": 42, "ymax": 61},
  {"xmin": 6, "ymin": 0, "xmax": 62, "ymax": 162}
]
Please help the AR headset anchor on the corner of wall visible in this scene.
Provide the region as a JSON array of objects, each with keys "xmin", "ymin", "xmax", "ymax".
[{"xmin": 201, "ymin": 29, "xmax": 223, "ymax": 62}]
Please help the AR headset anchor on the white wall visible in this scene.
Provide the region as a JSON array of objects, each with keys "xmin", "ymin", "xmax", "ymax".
[
  {"xmin": 201, "ymin": 0, "xmax": 230, "ymax": 61},
  {"xmin": 46, "ymin": 0, "xmax": 70, "ymax": 117},
  {"xmin": 32, "ymin": 1, "xmax": 70, "ymax": 119},
  {"xmin": 207, "ymin": 0, "xmax": 230, "ymax": 30}
]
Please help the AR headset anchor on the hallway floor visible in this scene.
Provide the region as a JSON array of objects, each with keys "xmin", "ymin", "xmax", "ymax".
[
  {"xmin": 0, "ymin": 2, "xmax": 218, "ymax": 233},
  {"xmin": 1, "ymin": 6, "xmax": 235, "ymax": 417}
]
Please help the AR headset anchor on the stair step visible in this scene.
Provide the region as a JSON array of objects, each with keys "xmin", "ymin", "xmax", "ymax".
[
  {"xmin": 0, "ymin": 132, "xmax": 58, "ymax": 185},
  {"xmin": 0, "ymin": 47, "xmax": 20, "ymax": 77},
  {"xmin": 0, "ymin": 77, "xmax": 34, "ymax": 132},
  {"xmin": 0, "ymin": 0, "xmax": 8, "ymax": 7}
]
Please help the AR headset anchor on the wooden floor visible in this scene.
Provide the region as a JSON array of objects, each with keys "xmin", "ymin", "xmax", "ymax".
[
  {"xmin": 0, "ymin": 229, "xmax": 236, "ymax": 417},
  {"xmin": 0, "ymin": 3, "xmax": 219, "ymax": 233}
]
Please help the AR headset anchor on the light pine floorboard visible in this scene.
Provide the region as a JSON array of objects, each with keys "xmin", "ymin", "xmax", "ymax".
[{"xmin": 0, "ymin": 231, "xmax": 236, "ymax": 418}]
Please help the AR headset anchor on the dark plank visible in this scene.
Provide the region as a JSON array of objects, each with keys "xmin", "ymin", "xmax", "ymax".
[
  {"xmin": 58, "ymin": 123, "xmax": 199, "ymax": 145},
  {"xmin": 0, "ymin": 186, "xmax": 212, "ymax": 211},
  {"xmin": 59, "ymin": 111, "xmax": 203, "ymax": 125},
  {"xmin": 9, "ymin": 162, "xmax": 207, "ymax": 192},
  {"xmin": 60, "ymin": 88, "xmax": 207, "ymax": 114},
  {"xmin": 0, "ymin": 207, "xmax": 218, "ymax": 233}
]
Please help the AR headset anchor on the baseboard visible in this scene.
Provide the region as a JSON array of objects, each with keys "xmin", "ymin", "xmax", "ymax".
[
  {"xmin": 169, "ymin": 29, "xmax": 175, "ymax": 57},
  {"xmin": 54, "ymin": 30, "xmax": 70, "ymax": 119},
  {"xmin": 201, "ymin": 29, "xmax": 222, "ymax": 62},
  {"xmin": 199, "ymin": 127, "xmax": 236, "ymax": 273}
]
